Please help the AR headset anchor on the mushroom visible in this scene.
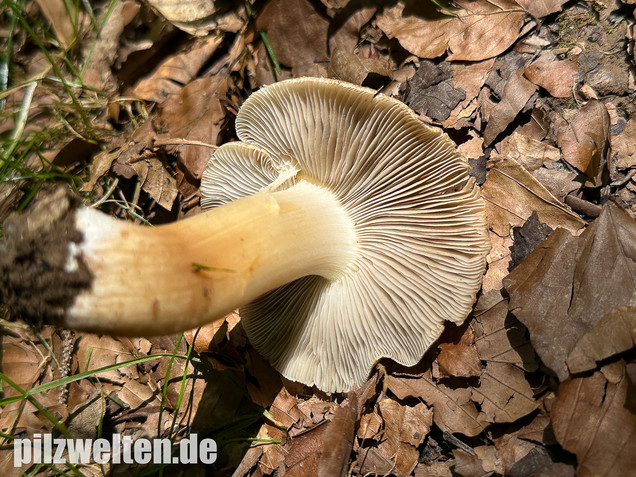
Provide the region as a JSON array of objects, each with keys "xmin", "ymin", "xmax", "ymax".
[{"xmin": 0, "ymin": 77, "xmax": 490, "ymax": 392}]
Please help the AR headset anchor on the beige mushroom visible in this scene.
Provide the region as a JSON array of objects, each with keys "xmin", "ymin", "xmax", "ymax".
[{"xmin": 1, "ymin": 77, "xmax": 490, "ymax": 392}]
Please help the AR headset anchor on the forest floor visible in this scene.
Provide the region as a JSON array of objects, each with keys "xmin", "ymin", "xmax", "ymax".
[{"xmin": 0, "ymin": 0, "xmax": 635, "ymax": 476}]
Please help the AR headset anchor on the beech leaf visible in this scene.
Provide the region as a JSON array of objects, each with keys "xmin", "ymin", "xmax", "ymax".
[
  {"xmin": 504, "ymin": 204, "xmax": 636, "ymax": 381},
  {"xmin": 551, "ymin": 361, "xmax": 636, "ymax": 476}
]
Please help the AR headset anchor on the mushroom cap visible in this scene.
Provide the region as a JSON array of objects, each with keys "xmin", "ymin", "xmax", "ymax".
[{"xmin": 202, "ymin": 77, "xmax": 490, "ymax": 392}]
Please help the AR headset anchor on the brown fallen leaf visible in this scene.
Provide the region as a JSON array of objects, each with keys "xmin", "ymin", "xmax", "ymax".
[
  {"xmin": 127, "ymin": 155, "xmax": 179, "ymax": 210},
  {"xmin": 531, "ymin": 167, "xmax": 580, "ymax": 203},
  {"xmin": 483, "ymin": 70, "xmax": 537, "ymax": 146},
  {"xmin": 472, "ymin": 290, "xmax": 539, "ymax": 372},
  {"xmin": 523, "ymin": 52, "xmax": 578, "ymax": 98},
  {"xmin": 502, "ymin": 132, "xmax": 561, "ymax": 172},
  {"xmin": 435, "ymin": 326, "xmax": 482, "ymax": 379},
  {"xmin": 146, "ymin": 0, "xmax": 244, "ymax": 36},
  {"xmin": 377, "ymin": 399, "xmax": 432, "ymax": 475},
  {"xmin": 611, "ymin": 118, "xmax": 636, "ymax": 171},
  {"xmin": 355, "ymin": 446, "xmax": 396, "ymax": 475},
  {"xmin": 34, "ymin": 0, "xmax": 77, "ymax": 49},
  {"xmin": 403, "ymin": 60, "xmax": 466, "ymax": 122},
  {"xmin": 155, "ymin": 75, "xmax": 230, "ymax": 180},
  {"xmin": 386, "ymin": 371, "xmax": 486, "ymax": 437},
  {"xmin": 377, "ymin": 0, "xmax": 526, "ymax": 61},
  {"xmin": 317, "ymin": 393, "xmax": 358, "ymax": 477},
  {"xmin": 482, "ymin": 154, "xmax": 586, "ymax": 237},
  {"xmin": 551, "ymin": 360, "xmax": 636, "ymax": 477},
  {"xmin": 443, "ymin": 59, "xmax": 496, "ymax": 129},
  {"xmin": 566, "ymin": 306, "xmax": 636, "ymax": 374},
  {"xmin": 471, "ymin": 361, "xmax": 538, "ymax": 426},
  {"xmin": 82, "ymin": 1, "xmax": 139, "ymax": 91},
  {"xmin": 510, "ymin": 211, "xmax": 554, "ymax": 268},
  {"xmin": 517, "ymin": 0, "xmax": 569, "ymax": 17},
  {"xmin": 504, "ymin": 204, "xmax": 636, "ymax": 381},
  {"xmin": 556, "ymin": 100, "xmax": 611, "ymax": 186},
  {"xmin": 256, "ymin": 0, "xmax": 329, "ymax": 77},
  {"xmin": 483, "ymin": 231, "xmax": 513, "ymax": 292},
  {"xmin": 132, "ymin": 35, "xmax": 223, "ymax": 102},
  {"xmin": 328, "ymin": 49, "xmax": 391, "ymax": 86}
]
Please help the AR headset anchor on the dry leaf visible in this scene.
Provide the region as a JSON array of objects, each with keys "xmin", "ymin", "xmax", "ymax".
[
  {"xmin": 155, "ymin": 75, "xmax": 229, "ymax": 180},
  {"xmin": 34, "ymin": 0, "xmax": 77, "ymax": 49},
  {"xmin": 471, "ymin": 361, "xmax": 538, "ymax": 426},
  {"xmin": 328, "ymin": 49, "xmax": 391, "ymax": 86},
  {"xmin": 132, "ymin": 35, "xmax": 223, "ymax": 102},
  {"xmin": 386, "ymin": 372, "xmax": 486, "ymax": 437},
  {"xmin": 482, "ymin": 154, "xmax": 586, "ymax": 237},
  {"xmin": 82, "ymin": 1, "xmax": 139, "ymax": 91},
  {"xmin": 611, "ymin": 118, "xmax": 636, "ymax": 171},
  {"xmin": 510, "ymin": 211, "xmax": 554, "ymax": 268},
  {"xmin": 515, "ymin": 0, "xmax": 569, "ymax": 17},
  {"xmin": 443, "ymin": 59, "xmax": 496, "ymax": 128},
  {"xmin": 551, "ymin": 360, "xmax": 636, "ymax": 476},
  {"xmin": 317, "ymin": 394, "xmax": 358, "ymax": 477},
  {"xmin": 556, "ymin": 100, "xmax": 611, "ymax": 186},
  {"xmin": 531, "ymin": 167, "xmax": 580, "ymax": 203},
  {"xmin": 129, "ymin": 156, "xmax": 179, "ymax": 210},
  {"xmin": 256, "ymin": 0, "xmax": 329, "ymax": 77},
  {"xmin": 472, "ymin": 291, "xmax": 538, "ymax": 372},
  {"xmin": 146, "ymin": 0, "xmax": 243, "ymax": 35},
  {"xmin": 356, "ymin": 446, "xmax": 396, "ymax": 475},
  {"xmin": 403, "ymin": 61, "xmax": 465, "ymax": 122},
  {"xmin": 377, "ymin": 399, "xmax": 432, "ymax": 476},
  {"xmin": 483, "ymin": 70, "xmax": 537, "ymax": 146},
  {"xmin": 523, "ymin": 52, "xmax": 578, "ymax": 98},
  {"xmin": 567, "ymin": 307, "xmax": 636, "ymax": 374},
  {"xmin": 483, "ymin": 231, "xmax": 513, "ymax": 292},
  {"xmin": 505, "ymin": 204, "xmax": 636, "ymax": 381},
  {"xmin": 377, "ymin": 0, "xmax": 526, "ymax": 61},
  {"xmin": 502, "ymin": 132, "xmax": 561, "ymax": 172},
  {"xmin": 436, "ymin": 326, "xmax": 482, "ymax": 378}
]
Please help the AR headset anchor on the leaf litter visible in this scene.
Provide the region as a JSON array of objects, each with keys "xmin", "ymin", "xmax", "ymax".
[{"xmin": 1, "ymin": 0, "xmax": 636, "ymax": 475}]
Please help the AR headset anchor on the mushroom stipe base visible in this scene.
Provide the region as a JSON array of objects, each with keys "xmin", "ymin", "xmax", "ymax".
[{"xmin": 0, "ymin": 188, "xmax": 92, "ymax": 327}]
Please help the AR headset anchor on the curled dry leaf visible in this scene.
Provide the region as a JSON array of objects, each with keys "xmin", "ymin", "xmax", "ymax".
[
  {"xmin": 316, "ymin": 393, "xmax": 358, "ymax": 477},
  {"xmin": 377, "ymin": 0, "xmax": 526, "ymax": 61},
  {"xmin": 556, "ymin": 100, "xmax": 611, "ymax": 186},
  {"xmin": 567, "ymin": 306, "xmax": 636, "ymax": 374},
  {"xmin": 551, "ymin": 361, "xmax": 636, "ymax": 477},
  {"xmin": 505, "ymin": 204, "xmax": 636, "ymax": 381}
]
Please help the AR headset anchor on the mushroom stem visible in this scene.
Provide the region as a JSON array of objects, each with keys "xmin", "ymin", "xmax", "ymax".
[{"xmin": 64, "ymin": 180, "xmax": 357, "ymax": 335}]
